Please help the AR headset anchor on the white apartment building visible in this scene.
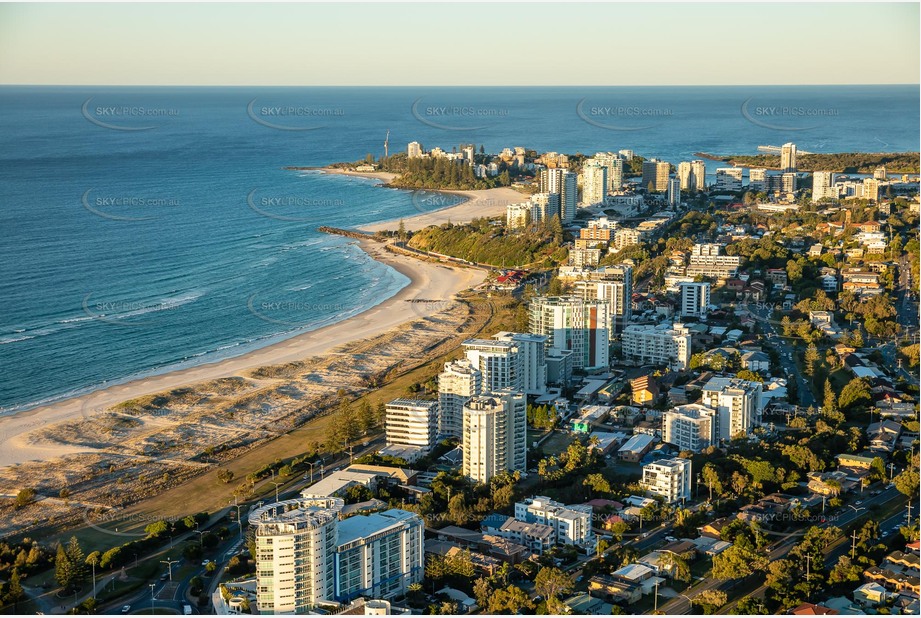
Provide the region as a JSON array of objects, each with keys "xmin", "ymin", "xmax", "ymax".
[
  {"xmin": 407, "ymin": 141, "xmax": 423, "ymax": 158},
  {"xmin": 677, "ymin": 160, "xmax": 706, "ymax": 191},
  {"xmin": 437, "ymin": 359, "xmax": 482, "ymax": 438},
  {"xmin": 252, "ymin": 498, "xmax": 424, "ymax": 612},
  {"xmin": 582, "ymin": 160, "xmax": 608, "ymax": 206},
  {"xmin": 463, "ymin": 338, "xmax": 520, "ymax": 392},
  {"xmin": 593, "ymin": 152, "xmax": 624, "ymax": 191},
  {"xmin": 700, "ymin": 377, "xmax": 763, "ymax": 441},
  {"xmin": 252, "ymin": 497, "xmax": 342, "ymax": 613},
  {"xmin": 514, "ymin": 496, "xmax": 595, "ymax": 551},
  {"xmin": 492, "ymin": 332, "xmax": 548, "ymax": 395},
  {"xmin": 812, "ymin": 171, "xmax": 837, "ymax": 202},
  {"xmin": 573, "ymin": 264, "xmax": 633, "ymax": 334},
  {"xmin": 462, "ymin": 392, "xmax": 527, "ymax": 483},
  {"xmin": 662, "ymin": 404, "xmax": 716, "ymax": 452},
  {"xmin": 621, "ymin": 322, "xmax": 692, "ymax": 370},
  {"xmin": 749, "ymin": 168, "xmax": 767, "ymax": 191},
  {"xmin": 335, "ymin": 509, "xmax": 425, "ymax": 603},
  {"xmin": 612, "ymin": 227, "xmax": 645, "ymax": 251},
  {"xmin": 528, "ymin": 296, "xmax": 610, "ymax": 369},
  {"xmin": 540, "ymin": 168, "xmax": 577, "ymax": 223},
  {"xmin": 687, "ymin": 243, "xmax": 741, "ymax": 278},
  {"xmin": 530, "ymin": 192, "xmax": 561, "ymax": 222},
  {"xmin": 384, "ymin": 399, "xmax": 438, "ymax": 452},
  {"xmin": 679, "ymin": 281, "xmax": 711, "ymax": 319},
  {"xmin": 714, "ymin": 168, "xmax": 744, "ymax": 192},
  {"xmin": 642, "ymin": 458, "xmax": 692, "ymax": 503},
  {"xmin": 506, "ymin": 202, "xmax": 536, "ymax": 230}
]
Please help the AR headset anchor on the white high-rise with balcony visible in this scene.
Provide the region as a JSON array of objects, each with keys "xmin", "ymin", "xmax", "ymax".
[
  {"xmin": 437, "ymin": 359, "xmax": 482, "ymax": 438},
  {"xmin": 581, "ymin": 160, "xmax": 608, "ymax": 206},
  {"xmin": 252, "ymin": 498, "xmax": 343, "ymax": 613},
  {"xmin": 384, "ymin": 399, "xmax": 439, "ymax": 451},
  {"xmin": 679, "ymin": 281, "xmax": 711, "ymax": 319},
  {"xmin": 700, "ymin": 377, "xmax": 763, "ymax": 440},
  {"xmin": 252, "ymin": 497, "xmax": 424, "ymax": 612},
  {"xmin": 642, "ymin": 458, "xmax": 692, "ymax": 503},
  {"xmin": 462, "ymin": 392, "xmax": 527, "ymax": 483},
  {"xmin": 463, "ymin": 339, "xmax": 521, "ymax": 393},
  {"xmin": 662, "ymin": 404, "xmax": 716, "ymax": 452},
  {"xmin": 492, "ymin": 332, "xmax": 548, "ymax": 395},
  {"xmin": 528, "ymin": 296, "xmax": 610, "ymax": 369}
]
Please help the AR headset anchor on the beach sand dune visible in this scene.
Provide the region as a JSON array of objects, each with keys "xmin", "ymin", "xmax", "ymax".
[{"xmin": 0, "ymin": 239, "xmax": 484, "ymax": 469}]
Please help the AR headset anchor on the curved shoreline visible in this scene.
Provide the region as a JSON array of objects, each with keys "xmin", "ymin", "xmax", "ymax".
[
  {"xmin": 311, "ymin": 166, "xmax": 525, "ymax": 232},
  {"xmin": 0, "ymin": 237, "xmax": 486, "ymax": 468}
]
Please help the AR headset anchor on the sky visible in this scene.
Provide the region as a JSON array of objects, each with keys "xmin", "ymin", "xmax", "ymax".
[{"xmin": 0, "ymin": 2, "xmax": 918, "ymax": 86}]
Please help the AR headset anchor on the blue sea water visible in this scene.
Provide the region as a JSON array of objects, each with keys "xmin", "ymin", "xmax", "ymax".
[{"xmin": 0, "ymin": 85, "xmax": 917, "ymax": 412}]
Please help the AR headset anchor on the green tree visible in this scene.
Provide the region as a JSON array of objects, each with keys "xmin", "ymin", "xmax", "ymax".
[
  {"xmin": 693, "ymin": 589, "xmax": 728, "ymax": 614},
  {"xmin": 357, "ymin": 400, "xmax": 375, "ymax": 434},
  {"xmin": 145, "ymin": 520, "xmax": 169, "ymax": 537},
  {"xmin": 838, "ymin": 378, "xmax": 871, "ymax": 411},
  {"xmin": 534, "ymin": 567, "xmax": 573, "ymax": 614},
  {"xmin": 14, "ymin": 488, "xmax": 35, "ymax": 509},
  {"xmin": 804, "ymin": 343, "xmax": 819, "ymax": 376},
  {"xmin": 55, "ymin": 544, "xmax": 75, "ymax": 591},
  {"xmin": 828, "ymin": 555, "xmax": 861, "ymax": 585},
  {"xmin": 702, "ymin": 463, "xmax": 723, "ymax": 501},
  {"xmin": 823, "ymin": 379, "xmax": 838, "ymax": 416},
  {"xmin": 711, "ymin": 544, "xmax": 767, "ymax": 580},
  {"xmin": 893, "ymin": 456, "xmax": 920, "ymax": 498},
  {"xmin": 5, "ymin": 568, "xmax": 25, "ymax": 609}
]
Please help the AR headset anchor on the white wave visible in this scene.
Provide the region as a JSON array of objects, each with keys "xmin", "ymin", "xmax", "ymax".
[{"xmin": 0, "ymin": 335, "xmax": 35, "ymax": 345}]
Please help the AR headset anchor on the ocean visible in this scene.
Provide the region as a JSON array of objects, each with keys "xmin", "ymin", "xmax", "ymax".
[{"xmin": 0, "ymin": 85, "xmax": 917, "ymax": 412}]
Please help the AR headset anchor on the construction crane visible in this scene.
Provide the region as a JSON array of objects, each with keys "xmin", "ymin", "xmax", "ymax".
[{"xmin": 383, "ymin": 130, "xmax": 390, "ymax": 159}]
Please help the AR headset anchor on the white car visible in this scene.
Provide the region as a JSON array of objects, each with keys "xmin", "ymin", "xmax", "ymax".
[
  {"xmin": 665, "ymin": 536, "xmax": 677, "ymax": 542},
  {"xmin": 121, "ymin": 606, "xmax": 131, "ymax": 614}
]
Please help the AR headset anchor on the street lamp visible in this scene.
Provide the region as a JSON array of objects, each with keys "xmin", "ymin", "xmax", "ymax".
[
  {"xmin": 149, "ymin": 583, "xmax": 156, "ymax": 613},
  {"xmin": 271, "ymin": 481, "xmax": 283, "ymax": 503},
  {"xmin": 160, "ymin": 557, "xmax": 179, "ymax": 582},
  {"xmin": 194, "ymin": 529, "xmax": 206, "ymax": 548}
]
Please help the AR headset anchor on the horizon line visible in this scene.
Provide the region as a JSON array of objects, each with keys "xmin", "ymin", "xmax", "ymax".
[{"xmin": 1, "ymin": 83, "xmax": 919, "ymax": 88}]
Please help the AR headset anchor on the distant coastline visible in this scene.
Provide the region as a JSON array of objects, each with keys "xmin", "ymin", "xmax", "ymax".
[{"xmin": 694, "ymin": 151, "xmax": 920, "ymax": 173}]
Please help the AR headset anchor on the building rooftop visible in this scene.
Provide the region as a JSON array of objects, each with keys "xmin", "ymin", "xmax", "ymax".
[
  {"xmin": 618, "ymin": 433, "xmax": 655, "ymax": 454},
  {"xmin": 337, "ymin": 509, "xmax": 418, "ymax": 547}
]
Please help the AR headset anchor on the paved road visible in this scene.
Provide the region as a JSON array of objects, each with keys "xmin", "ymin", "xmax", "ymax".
[{"xmin": 750, "ymin": 305, "xmax": 816, "ymax": 407}]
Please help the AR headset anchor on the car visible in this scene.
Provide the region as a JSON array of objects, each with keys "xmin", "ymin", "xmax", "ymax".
[
  {"xmin": 183, "ymin": 604, "xmax": 192, "ymax": 615},
  {"xmin": 665, "ymin": 536, "xmax": 677, "ymax": 542},
  {"xmin": 855, "ymin": 500, "xmax": 863, "ymax": 506},
  {"xmin": 160, "ymin": 573, "xmax": 168, "ymax": 581},
  {"xmin": 121, "ymin": 606, "xmax": 131, "ymax": 614}
]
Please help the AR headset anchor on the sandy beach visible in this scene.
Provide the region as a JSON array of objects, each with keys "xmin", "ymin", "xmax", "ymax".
[
  {"xmin": 314, "ymin": 167, "xmax": 526, "ymax": 233},
  {"xmin": 359, "ymin": 185, "xmax": 525, "ymax": 233},
  {"xmin": 0, "ymin": 238, "xmax": 485, "ymax": 468}
]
